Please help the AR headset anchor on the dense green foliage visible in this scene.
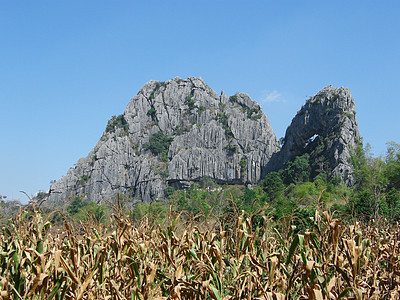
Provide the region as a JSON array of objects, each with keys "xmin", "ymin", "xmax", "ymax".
[
  {"xmin": 8, "ymin": 142, "xmax": 400, "ymax": 232},
  {"xmin": 67, "ymin": 196, "xmax": 106, "ymax": 223},
  {"xmin": 105, "ymin": 114, "xmax": 129, "ymax": 134},
  {"xmin": 280, "ymin": 154, "xmax": 311, "ymax": 184},
  {"xmin": 348, "ymin": 142, "xmax": 400, "ymax": 221},
  {"xmin": 40, "ymin": 141, "xmax": 400, "ymax": 230},
  {"xmin": 127, "ymin": 141, "xmax": 400, "ymax": 229},
  {"xmin": 144, "ymin": 131, "xmax": 174, "ymax": 162}
]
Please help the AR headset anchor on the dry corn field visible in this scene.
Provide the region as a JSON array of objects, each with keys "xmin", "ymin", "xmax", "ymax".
[{"xmin": 0, "ymin": 202, "xmax": 399, "ymax": 299}]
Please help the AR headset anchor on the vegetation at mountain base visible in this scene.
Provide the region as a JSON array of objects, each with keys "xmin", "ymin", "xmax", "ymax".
[
  {"xmin": 1, "ymin": 141, "xmax": 400, "ymax": 298},
  {"xmin": 1, "ymin": 190, "xmax": 400, "ymax": 298},
  {"xmin": 348, "ymin": 142, "xmax": 400, "ymax": 222},
  {"xmin": 60, "ymin": 141, "xmax": 399, "ymax": 228}
]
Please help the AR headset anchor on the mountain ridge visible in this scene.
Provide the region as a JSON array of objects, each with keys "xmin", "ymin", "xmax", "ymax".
[{"xmin": 46, "ymin": 77, "xmax": 360, "ymax": 206}]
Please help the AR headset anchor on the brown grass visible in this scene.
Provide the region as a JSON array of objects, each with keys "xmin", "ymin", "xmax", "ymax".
[{"xmin": 0, "ymin": 200, "xmax": 399, "ymax": 299}]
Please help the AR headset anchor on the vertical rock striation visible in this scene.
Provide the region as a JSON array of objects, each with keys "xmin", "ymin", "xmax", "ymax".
[
  {"xmin": 47, "ymin": 77, "xmax": 279, "ymax": 206},
  {"xmin": 46, "ymin": 80, "xmax": 361, "ymax": 207}
]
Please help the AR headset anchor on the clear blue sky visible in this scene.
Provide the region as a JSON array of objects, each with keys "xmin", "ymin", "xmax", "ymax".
[{"xmin": 1, "ymin": 1, "xmax": 399, "ymax": 203}]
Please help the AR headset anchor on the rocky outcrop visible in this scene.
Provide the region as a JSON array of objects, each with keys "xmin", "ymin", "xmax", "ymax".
[
  {"xmin": 47, "ymin": 80, "xmax": 361, "ymax": 207},
  {"xmin": 269, "ymin": 85, "xmax": 361, "ymax": 185},
  {"xmin": 47, "ymin": 77, "xmax": 279, "ymax": 206}
]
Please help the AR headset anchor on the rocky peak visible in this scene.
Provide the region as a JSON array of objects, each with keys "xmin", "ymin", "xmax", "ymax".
[
  {"xmin": 47, "ymin": 77, "xmax": 279, "ymax": 206},
  {"xmin": 46, "ymin": 79, "xmax": 361, "ymax": 207},
  {"xmin": 271, "ymin": 85, "xmax": 361, "ymax": 185}
]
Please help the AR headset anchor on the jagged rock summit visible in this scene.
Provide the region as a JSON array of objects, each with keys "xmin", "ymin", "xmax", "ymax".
[
  {"xmin": 47, "ymin": 78, "xmax": 361, "ymax": 206},
  {"xmin": 47, "ymin": 77, "xmax": 279, "ymax": 206},
  {"xmin": 271, "ymin": 85, "xmax": 361, "ymax": 185}
]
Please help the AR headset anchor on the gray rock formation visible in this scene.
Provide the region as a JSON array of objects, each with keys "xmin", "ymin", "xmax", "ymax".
[
  {"xmin": 46, "ymin": 80, "xmax": 361, "ymax": 207},
  {"xmin": 269, "ymin": 85, "xmax": 361, "ymax": 185},
  {"xmin": 47, "ymin": 77, "xmax": 279, "ymax": 206}
]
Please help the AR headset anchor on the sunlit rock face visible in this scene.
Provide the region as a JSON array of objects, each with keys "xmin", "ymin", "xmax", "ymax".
[
  {"xmin": 47, "ymin": 77, "xmax": 279, "ymax": 206},
  {"xmin": 269, "ymin": 85, "xmax": 361, "ymax": 185},
  {"xmin": 46, "ymin": 80, "xmax": 361, "ymax": 207}
]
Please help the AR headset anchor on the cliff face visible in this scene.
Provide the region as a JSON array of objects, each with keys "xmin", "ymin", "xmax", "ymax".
[
  {"xmin": 47, "ymin": 77, "xmax": 279, "ymax": 206},
  {"xmin": 47, "ymin": 79, "xmax": 361, "ymax": 206},
  {"xmin": 270, "ymin": 85, "xmax": 361, "ymax": 185}
]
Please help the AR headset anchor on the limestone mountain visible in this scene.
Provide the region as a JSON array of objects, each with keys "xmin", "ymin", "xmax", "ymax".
[
  {"xmin": 47, "ymin": 77, "xmax": 279, "ymax": 206},
  {"xmin": 46, "ymin": 78, "xmax": 361, "ymax": 206},
  {"xmin": 270, "ymin": 85, "xmax": 361, "ymax": 185}
]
